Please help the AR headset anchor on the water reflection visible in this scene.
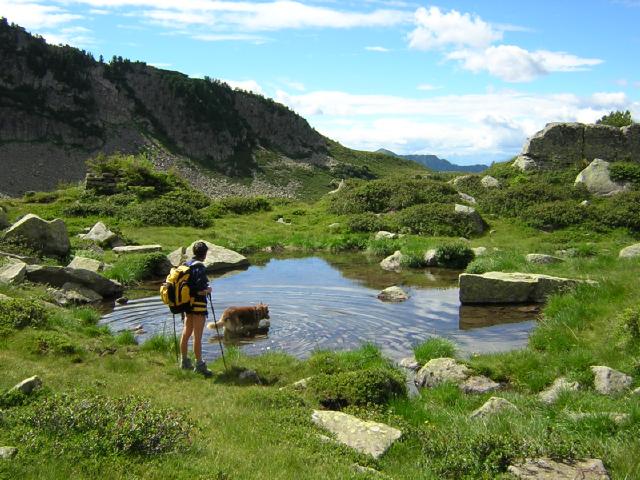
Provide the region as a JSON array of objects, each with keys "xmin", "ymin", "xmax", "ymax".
[{"xmin": 101, "ymin": 253, "xmax": 538, "ymax": 361}]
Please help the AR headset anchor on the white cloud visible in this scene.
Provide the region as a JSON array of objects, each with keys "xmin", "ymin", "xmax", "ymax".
[
  {"xmin": 224, "ymin": 79, "xmax": 265, "ymax": 95},
  {"xmin": 365, "ymin": 46, "xmax": 390, "ymax": 52},
  {"xmin": 40, "ymin": 26, "xmax": 96, "ymax": 47},
  {"xmin": 408, "ymin": 6, "xmax": 501, "ymax": 50},
  {"xmin": 417, "ymin": 83, "xmax": 440, "ymax": 91},
  {"xmin": 0, "ymin": 0, "xmax": 82, "ymax": 29},
  {"xmin": 149, "ymin": 62, "xmax": 172, "ymax": 68}
]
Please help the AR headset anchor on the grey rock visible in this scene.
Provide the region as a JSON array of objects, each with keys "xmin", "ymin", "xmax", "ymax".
[
  {"xmin": 377, "ymin": 286, "xmax": 409, "ymax": 302},
  {"xmin": 619, "ymin": 243, "xmax": 640, "ymax": 259},
  {"xmin": 575, "ymin": 159, "xmax": 629, "ymax": 197},
  {"xmin": 539, "ymin": 377, "xmax": 580, "ymax": 404},
  {"xmin": 513, "ymin": 154, "xmax": 539, "ymax": 171},
  {"xmin": 67, "ymin": 256, "xmax": 104, "ymax": 273},
  {"xmin": 398, "ymin": 356, "xmax": 420, "ymax": 371},
  {"xmin": 631, "ymin": 387, "xmax": 640, "ymax": 396},
  {"xmin": 280, "ymin": 377, "xmax": 312, "ymax": 392},
  {"xmin": 459, "ymin": 375, "xmax": 500, "ymax": 394},
  {"xmin": 521, "ymin": 122, "xmax": 585, "ymax": 167},
  {"xmin": 3, "ymin": 213, "xmax": 70, "ymax": 256},
  {"xmin": 351, "ymin": 464, "xmax": 392, "ymax": 479},
  {"xmin": 0, "ymin": 260, "xmax": 26, "ymax": 284},
  {"xmin": 328, "ymin": 179, "xmax": 346, "ymax": 194},
  {"xmin": 9, "ymin": 375, "xmax": 42, "ymax": 395},
  {"xmin": 591, "ymin": 366, "xmax": 633, "ymax": 395},
  {"xmin": 374, "ymin": 231, "xmax": 397, "ymax": 240},
  {"xmin": 423, "ymin": 249, "xmax": 438, "ymax": 266},
  {"xmin": 459, "ymin": 271, "xmax": 594, "ymax": 304},
  {"xmin": 172, "ymin": 240, "xmax": 249, "ymax": 273},
  {"xmin": 50, "ymin": 282, "xmax": 103, "ymax": 305},
  {"xmin": 415, "ymin": 358, "xmax": 470, "ymax": 388},
  {"xmin": 112, "ymin": 244, "xmax": 163, "ymax": 255},
  {"xmin": 565, "ymin": 411, "xmax": 630, "ymax": 424},
  {"xmin": 167, "ymin": 247, "xmax": 187, "ymax": 267},
  {"xmin": 623, "ymin": 123, "xmax": 640, "ymax": 159},
  {"xmin": 0, "ymin": 447, "xmax": 18, "ymax": 459},
  {"xmin": 471, "ymin": 247, "xmax": 487, "ymax": 256},
  {"xmin": 25, "ymin": 265, "xmax": 123, "ymax": 298},
  {"xmin": 311, "ymin": 410, "xmax": 402, "ymax": 459},
  {"xmin": 580, "ymin": 200, "xmax": 591, "ymax": 206},
  {"xmin": 276, "ymin": 217, "xmax": 291, "ymax": 225},
  {"xmin": 0, "ymin": 293, "xmax": 10, "ymax": 302},
  {"xmin": 238, "ymin": 369, "xmax": 261, "ymax": 384},
  {"xmin": 480, "ymin": 175, "xmax": 499, "ymax": 188},
  {"xmin": 458, "ymin": 192, "xmax": 476, "ymax": 204},
  {"xmin": 470, "ymin": 396, "xmax": 518, "ymax": 419},
  {"xmin": 78, "ymin": 222, "xmax": 122, "ymax": 247},
  {"xmin": 508, "ymin": 458, "xmax": 610, "ymax": 479},
  {"xmin": 454, "ymin": 204, "xmax": 484, "ymax": 234},
  {"xmin": 584, "ymin": 124, "xmax": 626, "ymax": 162},
  {"xmin": 526, "ymin": 253, "xmax": 564, "ymax": 265},
  {"xmin": 0, "ymin": 250, "xmax": 38, "ymax": 264},
  {"xmin": 380, "ymin": 250, "xmax": 403, "ymax": 271}
]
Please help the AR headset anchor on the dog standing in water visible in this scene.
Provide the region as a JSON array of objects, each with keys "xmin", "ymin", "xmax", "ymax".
[{"xmin": 207, "ymin": 303, "xmax": 270, "ymax": 337}]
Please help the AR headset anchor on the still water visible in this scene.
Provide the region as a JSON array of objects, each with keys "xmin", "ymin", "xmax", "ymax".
[{"xmin": 100, "ymin": 253, "xmax": 538, "ymax": 361}]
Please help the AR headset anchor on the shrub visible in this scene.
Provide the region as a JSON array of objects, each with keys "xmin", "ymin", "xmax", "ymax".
[
  {"xmin": 618, "ymin": 306, "xmax": 640, "ymax": 345},
  {"xmin": 414, "ymin": 337, "xmax": 456, "ymax": 364},
  {"xmin": 105, "ymin": 252, "xmax": 168, "ymax": 285},
  {"xmin": 218, "ymin": 196, "xmax": 271, "ymax": 214},
  {"xmin": 163, "ymin": 188, "xmax": 211, "ymax": 209},
  {"xmin": 0, "ymin": 298, "xmax": 48, "ymax": 335},
  {"xmin": 434, "ymin": 243, "xmax": 475, "ymax": 268},
  {"xmin": 33, "ymin": 331, "xmax": 81, "ymax": 355},
  {"xmin": 609, "ymin": 162, "xmax": 640, "ymax": 184},
  {"xmin": 308, "ymin": 367, "xmax": 407, "ymax": 409},
  {"xmin": 596, "ymin": 110, "xmax": 633, "ymax": 128},
  {"xmin": 16, "ymin": 394, "xmax": 194, "ymax": 455},
  {"xmin": 330, "ymin": 162, "xmax": 375, "ymax": 180},
  {"xmin": 347, "ymin": 212, "xmax": 383, "ymax": 232},
  {"xmin": 125, "ymin": 198, "xmax": 211, "ymax": 227},
  {"xmin": 591, "ymin": 191, "xmax": 640, "ymax": 232},
  {"xmin": 397, "ymin": 204, "xmax": 478, "ymax": 237},
  {"xmin": 366, "ymin": 237, "xmax": 401, "ymax": 257},
  {"xmin": 522, "ymin": 200, "xmax": 589, "ymax": 230}
]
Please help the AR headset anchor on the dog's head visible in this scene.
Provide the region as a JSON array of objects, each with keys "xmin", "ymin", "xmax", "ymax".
[{"xmin": 256, "ymin": 303, "xmax": 269, "ymax": 319}]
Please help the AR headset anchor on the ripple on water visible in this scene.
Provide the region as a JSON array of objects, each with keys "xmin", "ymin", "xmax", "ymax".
[{"xmin": 100, "ymin": 255, "xmax": 539, "ymax": 360}]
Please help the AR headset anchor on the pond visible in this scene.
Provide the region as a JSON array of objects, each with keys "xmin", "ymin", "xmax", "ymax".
[{"xmin": 100, "ymin": 253, "xmax": 539, "ymax": 361}]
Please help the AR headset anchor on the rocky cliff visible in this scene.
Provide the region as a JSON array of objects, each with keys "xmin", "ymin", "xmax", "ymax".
[{"xmin": 0, "ymin": 20, "xmax": 328, "ymax": 196}]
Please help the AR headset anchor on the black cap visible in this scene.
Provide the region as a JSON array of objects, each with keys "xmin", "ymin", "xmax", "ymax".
[{"xmin": 192, "ymin": 241, "xmax": 208, "ymax": 259}]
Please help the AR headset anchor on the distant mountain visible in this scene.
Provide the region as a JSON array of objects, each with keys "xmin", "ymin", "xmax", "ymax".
[{"xmin": 375, "ymin": 149, "xmax": 488, "ymax": 173}]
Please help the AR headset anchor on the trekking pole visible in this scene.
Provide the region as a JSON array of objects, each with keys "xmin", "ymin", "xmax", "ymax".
[
  {"xmin": 172, "ymin": 313, "xmax": 178, "ymax": 363},
  {"xmin": 207, "ymin": 292, "xmax": 228, "ymax": 371}
]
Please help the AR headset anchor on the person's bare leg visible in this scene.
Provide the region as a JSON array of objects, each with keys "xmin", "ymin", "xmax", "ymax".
[
  {"xmin": 180, "ymin": 315, "xmax": 194, "ymax": 357},
  {"xmin": 191, "ymin": 314, "xmax": 206, "ymax": 362}
]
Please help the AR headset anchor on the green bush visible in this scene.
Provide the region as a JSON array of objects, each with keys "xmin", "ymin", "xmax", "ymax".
[
  {"xmin": 618, "ymin": 306, "xmax": 640, "ymax": 345},
  {"xmin": 609, "ymin": 162, "xmax": 640, "ymax": 184},
  {"xmin": 125, "ymin": 198, "xmax": 211, "ymax": 227},
  {"xmin": 596, "ymin": 110, "xmax": 633, "ymax": 128},
  {"xmin": 33, "ymin": 331, "xmax": 81, "ymax": 355},
  {"xmin": 0, "ymin": 298, "xmax": 48, "ymax": 335},
  {"xmin": 347, "ymin": 212, "xmax": 383, "ymax": 232},
  {"xmin": 15, "ymin": 394, "xmax": 194, "ymax": 455},
  {"xmin": 330, "ymin": 162, "xmax": 375, "ymax": 180},
  {"xmin": 308, "ymin": 343, "xmax": 390, "ymax": 375},
  {"xmin": 592, "ymin": 191, "xmax": 640, "ymax": 232},
  {"xmin": 163, "ymin": 188, "xmax": 211, "ymax": 209},
  {"xmin": 308, "ymin": 367, "xmax": 407, "ymax": 409},
  {"xmin": 522, "ymin": 200, "xmax": 589, "ymax": 230},
  {"xmin": 397, "ymin": 204, "xmax": 478, "ymax": 237},
  {"xmin": 434, "ymin": 243, "xmax": 475, "ymax": 268},
  {"xmin": 105, "ymin": 252, "xmax": 168, "ymax": 285},
  {"xmin": 414, "ymin": 337, "xmax": 456, "ymax": 364}
]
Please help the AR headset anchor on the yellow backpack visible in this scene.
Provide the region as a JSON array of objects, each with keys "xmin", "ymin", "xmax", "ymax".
[{"xmin": 160, "ymin": 265, "xmax": 192, "ymax": 314}]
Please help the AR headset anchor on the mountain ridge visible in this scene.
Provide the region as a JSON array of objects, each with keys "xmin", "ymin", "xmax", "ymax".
[{"xmin": 375, "ymin": 148, "xmax": 488, "ymax": 173}]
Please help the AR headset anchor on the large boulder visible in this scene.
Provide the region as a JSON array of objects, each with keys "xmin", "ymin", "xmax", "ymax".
[
  {"xmin": 623, "ymin": 123, "xmax": 640, "ymax": 160},
  {"xmin": 3, "ymin": 214, "xmax": 70, "ymax": 256},
  {"xmin": 311, "ymin": 410, "xmax": 402, "ymax": 459},
  {"xmin": 454, "ymin": 204, "xmax": 484, "ymax": 234},
  {"xmin": 574, "ymin": 159, "xmax": 629, "ymax": 197},
  {"xmin": 25, "ymin": 265, "xmax": 123, "ymax": 298},
  {"xmin": 584, "ymin": 124, "xmax": 627, "ymax": 161},
  {"xmin": 522, "ymin": 123, "xmax": 585, "ymax": 168},
  {"xmin": 0, "ymin": 260, "xmax": 26, "ymax": 284},
  {"xmin": 168, "ymin": 240, "xmax": 249, "ymax": 273},
  {"xmin": 78, "ymin": 222, "xmax": 123, "ymax": 247},
  {"xmin": 459, "ymin": 271, "xmax": 593, "ymax": 304}
]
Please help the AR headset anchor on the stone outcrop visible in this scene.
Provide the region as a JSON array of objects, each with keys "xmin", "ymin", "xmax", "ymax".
[
  {"xmin": 380, "ymin": 250, "xmax": 404, "ymax": 271},
  {"xmin": 539, "ymin": 377, "xmax": 580, "ymax": 404},
  {"xmin": 377, "ymin": 286, "xmax": 409, "ymax": 302},
  {"xmin": 591, "ymin": 366, "xmax": 633, "ymax": 395},
  {"xmin": 470, "ymin": 397, "xmax": 518, "ymax": 419},
  {"xmin": 415, "ymin": 358, "xmax": 471, "ymax": 388},
  {"xmin": 25, "ymin": 265, "xmax": 123, "ymax": 298},
  {"xmin": 508, "ymin": 458, "xmax": 610, "ymax": 480},
  {"xmin": 459, "ymin": 271, "xmax": 593, "ymax": 304},
  {"xmin": 3, "ymin": 214, "xmax": 70, "ymax": 256},
  {"xmin": 514, "ymin": 122, "xmax": 640, "ymax": 171},
  {"xmin": 311, "ymin": 410, "xmax": 402, "ymax": 459},
  {"xmin": 49, "ymin": 282, "xmax": 104, "ymax": 305},
  {"xmin": 78, "ymin": 222, "xmax": 123, "ymax": 247},
  {"xmin": 168, "ymin": 240, "xmax": 249, "ymax": 273},
  {"xmin": 619, "ymin": 243, "xmax": 640, "ymax": 258},
  {"xmin": 0, "ymin": 260, "xmax": 26, "ymax": 284},
  {"xmin": 454, "ymin": 204, "xmax": 484, "ymax": 234},
  {"xmin": 574, "ymin": 159, "xmax": 630, "ymax": 196}
]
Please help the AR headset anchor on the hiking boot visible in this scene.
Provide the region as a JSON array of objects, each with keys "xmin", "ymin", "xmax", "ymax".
[
  {"xmin": 180, "ymin": 356, "xmax": 193, "ymax": 370},
  {"xmin": 194, "ymin": 360, "xmax": 213, "ymax": 378}
]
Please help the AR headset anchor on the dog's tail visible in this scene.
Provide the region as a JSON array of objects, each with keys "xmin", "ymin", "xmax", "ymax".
[{"xmin": 207, "ymin": 312, "xmax": 226, "ymax": 330}]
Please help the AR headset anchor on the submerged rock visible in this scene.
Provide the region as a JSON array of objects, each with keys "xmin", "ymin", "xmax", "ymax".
[
  {"xmin": 377, "ymin": 286, "xmax": 409, "ymax": 302},
  {"xmin": 311, "ymin": 410, "xmax": 402, "ymax": 459}
]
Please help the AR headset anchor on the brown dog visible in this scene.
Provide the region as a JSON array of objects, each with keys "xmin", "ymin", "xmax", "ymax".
[{"xmin": 207, "ymin": 303, "xmax": 270, "ymax": 337}]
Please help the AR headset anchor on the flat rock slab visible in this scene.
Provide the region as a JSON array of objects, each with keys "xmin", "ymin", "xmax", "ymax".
[
  {"xmin": 168, "ymin": 240, "xmax": 249, "ymax": 273},
  {"xmin": 311, "ymin": 410, "xmax": 402, "ymax": 459},
  {"xmin": 508, "ymin": 458, "xmax": 610, "ymax": 479},
  {"xmin": 619, "ymin": 243, "xmax": 640, "ymax": 259},
  {"xmin": 526, "ymin": 254, "xmax": 564, "ymax": 264},
  {"xmin": 112, "ymin": 245, "xmax": 162, "ymax": 255},
  {"xmin": 9, "ymin": 375, "xmax": 42, "ymax": 395},
  {"xmin": 377, "ymin": 286, "xmax": 409, "ymax": 302},
  {"xmin": 459, "ymin": 271, "xmax": 593, "ymax": 304},
  {"xmin": 0, "ymin": 447, "xmax": 18, "ymax": 459},
  {"xmin": 591, "ymin": 366, "xmax": 633, "ymax": 395},
  {"xmin": 470, "ymin": 396, "xmax": 518, "ymax": 419},
  {"xmin": 67, "ymin": 256, "xmax": 104, "ymax": 273},
  {"xmin": 459, "ymin": 375, "xmax": 500, "ymax": 394},
  {"xmin": 539, "ymin": 377, "xmax": 580, "ymax": 404},
  {"xmin": 0, "ymin": 261, "xmax": 26, "ymax": 284},
  {"xmin": 25, "ymin": 265, "xmax": 123, "ymax": 298},
  {"xmin": 415, "ymin": 358, "xmax": 471, "ymax": 389}
]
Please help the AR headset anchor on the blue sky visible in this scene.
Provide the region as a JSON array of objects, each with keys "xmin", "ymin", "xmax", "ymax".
[{"xmin": 2, "ymin": 0, "xmax": 640, "ymax": 164}]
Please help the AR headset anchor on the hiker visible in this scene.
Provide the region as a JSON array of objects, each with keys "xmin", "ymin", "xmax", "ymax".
[{"xmin": 179, "ymin": 241, "xmax": 213, "ymax": 377}]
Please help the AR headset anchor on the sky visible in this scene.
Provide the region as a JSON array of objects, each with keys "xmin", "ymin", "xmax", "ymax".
[{"xmin": 2, "ymin": 0, "xmax": 640, "ymax": 165}]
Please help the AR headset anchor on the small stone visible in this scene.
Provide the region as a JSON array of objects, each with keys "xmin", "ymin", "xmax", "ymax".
[
  {"xmin": 591, "ymin": 366, "xmax": 633, "ymax": 395},
  {"xmin": 458, "ymin": 192, "xmax": 476, "ymax": 204},
  {"xmin": 375, "ymin": 231, "xmax": 397, "ymax": 240},
  {"xmin": 415, "ymin": 358, "xmax": 470, "ymax": 389},
  {"xmin": 423, "ymin": 249, "xmax": 438, "ymax": 266},
  {"xmin": 632, "ymin": 387, "xmax": 640, "ymax": 396},
  {"xmin": 398, "ymin": 356, "xmax": 420, "ymax": 370},
  {"xmin": 481, "ymin": 175, "xmax": 500, "ymax": 188},
  {"xmin": 0, "ymin": 447, "xmax": 18, "ymax": 459},
  {"xmin": 352, "ymin": 464, "xmax": 392, "ymax": 479},
  {"xmin": 328, "ymin": 223, "xmax": 341, "ymax": 231},
  {"xmin": 9, "ymin": 375, "xmax": 42, "ymax": 395},
  {"xmin": 377, "ymin": 286, "xmax": 409, "ymax": 302},
  {"xmin": 380, "ymin": 250, "xmax": 403, "ymax": 271},
  {"xmin": 470, "ymin": 397, "xmax": 518, "ymax": 419},
  {"xmin": 526, "ymin": 253, "xmax": 564, "ymax": 265},
  {"xmin": 459, "ymin": 375, "xmax": 500, "ymax": 394},
  {"xmin": 508, "ymin": 458, "xmax": 609, "ymax": 479},
  {"xmin": 539, "ymin": 377, "xmax": 580, "ymax": 404},
  {"xmin": 471, "ymin": 246, "xmax": 487, "ymax": 256},
  {"xmin": 116, "ymin": 297, "xmax": 129, "ymax": 305}
]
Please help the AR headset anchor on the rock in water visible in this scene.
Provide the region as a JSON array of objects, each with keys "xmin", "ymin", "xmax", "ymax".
[
  {"xmin": 3, "ymin": 214, "xmax": 70, "ymax": 256},
  {"xmin": 377, "ymin": 286, "xmax": 409, "ymax": 302},
  {"xmin": 311, "ymin": 410, "xmax": 402, "ymax": 459}
]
